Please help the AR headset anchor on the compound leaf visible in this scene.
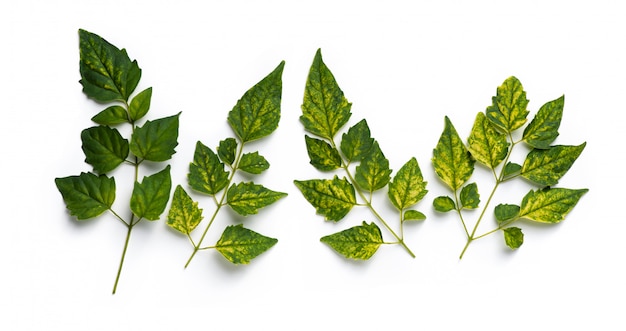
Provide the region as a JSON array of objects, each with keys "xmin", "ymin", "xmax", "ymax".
[
  {"xmin": 519, "ymin": 187, "xmax": 588, "ymax": 223},
  {"xmin": 460, "ymin": 182, "xmax": 480, "ymax": 209},
  {"xmin": 81, "ymin": 126, "xmax": 129, "ymax": 173},
  {"xmin": 320, "ymin": 222, "xmax": 383, "ymax": 260},
  {"xmin": 226, "ymin": 182, "xmax": 287, "ymax": 216},
  {"xmin": 293, "ymin": 176, "xmax": 356, "ymax": 222},
  {"xmin": 167, "ymin": 185, "xmax": 203, "ymax": 235},
  {"xmin": 215, "ymin": 224, "xmax": 278, "ymax": 264},
  {"xmin": 217, "ymin": 138, "xmax": 237, "ymax": 166},
  {"xmin": 433, "ymin": 196, "xmax": 456, "ymax": 212},
  {"xmin": 239, "ymin": 151, "xmax": 270, "ymax": 174},
  {"xmin": 523, "ymin": 95, "xmax": 564, "ymax": 149},
  {"xmin": 304, "ymin": 135, "xmax": 342, "ymax": 171},
  {"xmin": 503, "ymin": 227, "xmax": 524, "ymax": 249},
  {"xmin": 55, "ymin": 172, "xmax": 116, "ymax": 220},
  {"xmin": 188, "ymin": 141, "xmax": 230, "ymax": 195},
  {"xmin": 467, "ymin": 112, "xmax": 508, "ymax": 169},
  {"xmin": 520, "ymin": 143, "xmax": 586, "ymax": 186},
  {"xmin": 128, "ymin": 87, "xmax": 152, "ymax": 122},
  {"xmin": 388, "ymin": 157, "xmax": 428, "ymax": 211},
  {"xmin": 355, "ymin": 141, "xmax": 392, "ymax": 192},
  {"xmin": 485, "ymin": 76, "xmax": 529, "ymax": 133},
  {"xmin": 130, "ymin": 165, "xmax": 172, "ymax": 221},
  {"xmin": 341, "ymin": 119, "xmax": 374, "ymax": 162},
  {"xmin": 432, "ymin": 116, "xmax": 475, "ymax": 190},
  {"xmin": 130, "ymin": 112, "xmax": 180, "ymax": 162},
  {"xmin": 91, "ymin": 105, "xmax": 129, "ymax": 125}
]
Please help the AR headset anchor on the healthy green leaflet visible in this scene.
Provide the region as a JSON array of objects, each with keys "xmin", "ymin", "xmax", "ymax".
[
  {"xmin": 431, "ymin": 76, "xmax": 587, "ymax": 258},
  {"xmin": 166, "ymin": 61, "xmax": 286, "ymax": 267},
  {"xmin": 55, "ymin": 29, "xmax": 179, "ymax": 294},
  {"xmin": 295, "ymin": 49, "xmax": 428, "ymax": 260}
]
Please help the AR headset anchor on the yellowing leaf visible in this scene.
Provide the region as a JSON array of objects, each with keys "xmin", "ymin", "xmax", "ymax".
[
  {"xmin": 340, "ymin": 119, "xmax": 374, "ymax": 162},
  {"xmin": 167, "ymin": 185, "xmax": 203, "ymax": 235},
  {"xmin": 293, "ymin": 176, "xmax": 356, "ymax": 222},
  {"xmin": 320, "ymin": 222, "xmax": 383, "ymax": 260},
  {"xmin": 523, "ymin": 95, "xmax": 564, "ymax": 149},
  {"xmin": 460, "ymin": 182, "xmax": 480, "ymax": 209},
  {"xmin": 432, "ymin": 116, "xmax": 474, "ymax": 190},
  {"xmin": 239, "ymin": 151, "xmax": 270, "ymax": 174},
  {"xmin": 226, "ymin": 182, "xmax": 287, "ymax": 216},
  {"xmin": 433, "ymin": 196, "xmax": 456, "ymax": 212},
  {"xmin": 355, "ymin": 141, "xmax": 392, "ymax": 193},
  {"xmin": 503, "ymin": 227, "xmax": 524, "ymax": 249},
  {"xmin": 188, "ymin": 141, "xmax": 230, "ymax": 195},
  {"xmin": 519, "ymin": 187, "xmax": 588, "ymax": 223},
  {"xmin": 520, "ymin": 143, "xmax": 586, "ymax": 186},
  {"xmin": 304, "ymin": 135, "xmax": 342, "ymax": 171},
  {"xmin": 388, "ymin": 157, "xmax": 428, "ymax": 211},
  {"xmin": 215, "ymin": 225, "xmax": 278, "ymax": 264},
  {"xmin": 486, "ymin": 76, "xmax": 529, "ymax": 133},
  {"xmin": 467, "ymin": 112, "xmax": 508, "ymax": 169}
]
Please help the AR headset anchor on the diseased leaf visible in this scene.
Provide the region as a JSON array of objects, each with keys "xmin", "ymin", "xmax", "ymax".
[
  {"xmin": 388, "ymin": 157, "xmax": 428, "ymax": 210},
  {"xmin": 81, "ymin": 126, "xmax": 129, "ymax": 173},
  {"xmin": 228, "ymin": 61, "xmax": 284, "ymax": 142},
  {"xmin": 503, "ymin": 227, "xmax": 524, "ymax": 249},
  {"xmin": 91, "ymin": 105, "xmax": 129, "ymax": 125},
  {"xmin": 494, "ymin": 204, "xmax": 520, "ymax": 224},
  {"xmin": 128, "ymin": 87, "xmax": 152, "ymax": 122},
  {"xmin": 300, "ymin": 49, "xmax": 352, "ymax": 140},
  {"xmin": 130, "ymin": 112, "xmax": 180, "ymax": 162},
  {"xmin": 432, "ymin": 116, "xmax": 475, "ymax": 190},
  {"xmin": 217, "ymin": 138, "xmax": 237, "ymax": 166},
  {"xmin": 167, "ymin": 185, "xmax": 203, "ymax": 235},
  {"xmin": 239, "ymin": 152, "xmax": 270, "ymax": 174},
  {"xmin": 55, "ymin": 172, "xmax": 116, "ymax": 220},
  {"xmin": 215, "ymin": 224, "xmax": 278, "ymax": 264},
  {"xmin": 130, "ymin": 165, "xmax": 172, "ymax": 221},
  {"xmin": 355, "ymin": 141, "xmax": 392, "ymax": 192},
  {"xmin": 520, "ymin": 143, "xmax": 586, "ymax": 186},
  {"xmin": 433, "ymin": 196, "xmax": 456, "ymax": 212},
  {"xmin": 404, "ymin": 210, "xmax": 426, "ymax": 221},
  {"xmin": 485, "ymin": 76, "xmax": 529, "ymax": 133},
  {"xmin": 519, "ymin": 187, "xmax": 588, "ymax": 223},
  {"xmin": 226, "ymin": 182, "xmax": 287, "ymax": 216},
  {"xmin": 304, "ymin": 135, "xmax": 342, "ymax": 171},
  {"xmin": 341, "ymin": 119, "xmax": 374, "ymax": 162},
  {"xmin": 188, "ymin": 141, "xmax": 230, "ymax": 195},
  {"xmin": 503, "ymin": 162, "xmax": 522, "ymax": 177},
  {"xmin": 320, "ymin": 222, "xmax": 383, "ymax": 260},
  {"xmin": 293, "ymin": 176, "xmax": 356, "ymax": 222},
  {"xmin": 460, "ymin": 182, "xmax": 480, "ymax": 209},
  {"xmin": 467, "ymin": 112, "xmax": 509, "ymax": 169},
  {"xmin": 523, "ymin": 95, "xmax": 564, "ymax": 149}
]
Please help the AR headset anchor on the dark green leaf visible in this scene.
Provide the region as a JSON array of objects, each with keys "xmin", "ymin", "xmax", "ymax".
[
  {"xmin": 355, "ymin": 141, "xmax": 392, "ymax": 192},
  {"xmin": 188, "ymin": 141, "xmax": 230, "ymax": 195},
  {"xmin": 467, "ymin": 112, "xmax": 509, "ymax": 169},
  {"xmin": 340, "ymin": 119, "xmax": 374, "ymax": 162},
  {"xmin": 388, "ymin": 157, "xmax": 428, "ymax": 210},
  {"xmin": 130, "ymin": 112, "xmax": 180, "ymax": 162},
  {"xmin": 300, "ymin": 49, "xmax": 352, "ymax": 140},
  {"xmin": 215, "ymin": 224, "xmax": 278, "ymax": 264},
  {"xmin": 304, "ymin": 135, "xmax": 342, "ymax": 171},
  {"xmin": 503, "ymin": 162, "xmax": 522, "ymax": 177},
  {"xmin": 217, "ymin": 138, "xmax": 237, "ymax": 166},
  {"xmin": 167, "ymin": 185, "xmax": 203, "ymax": 235},
  {"xmin": 55, "ymin": 172, "xmax": 116, "ymax": 220},
  {"xmin": 130, "ymin": 165, "xmax": 172, "ymax": 221},
  {"xmin": 432, "ymin": 116, "xmax": 475, "ymax": 190},
  {"xmin": 520, "ymin": 143, "xmax": 586, "ymax": 186},
  {"xmin": 239, "ymin": 151, "xmax": 270, "ymax": 174},
  {"xmin": 494, "ymin": 204, "xmax": 520, "ymax": 224},
  {"xmin": 519, "ymin": 187, "xmax": 588, "ymax": 223},
  {"xmin": 503, "ymin": 227, "xmax": 524, "ymax": 249},
  {"xmin": 293, "ymin": 176, "xmax": 357, "ymax": 222},
  {"xmin": 485, "ymin": 76, "xmax": 529, "ymax": 133},
  {"xmin": 460, "ymin": 182, "xmax": 480, "ymax": 209},
  {"xmin": 226, "ymin": 182, "xmax": 287, "ymax": 216},
  {"xmin": 433, "ymin": 196, "xmax": 456, "ymax": 212},
  {"xmin": 91, "ymin": 105, "xmax": 129, "ymax": 125},
  {"xmin": 404, "ymin": 210, "xmax": 426, "ymax": 221},
  {"xmin": 128, "ymin": 87, "xmax": 152, "ymax": 121},
  {"xmin": 228, "ymin": 61, "xmax": 284, "ymax": 142},
  {"xmin": 320, "ymin": 222, "xmax": 383, "ymax": 260},
  {"xmin": 523, "ymin": 95, "xmax": 564, "ymax": 149},
  {"xmin": 81, "ymin": 126, "xmax": 129, "ymax": 173}
]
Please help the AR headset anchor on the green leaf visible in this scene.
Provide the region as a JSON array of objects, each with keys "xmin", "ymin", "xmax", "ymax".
[
  {"xmin": 432, "ymin": 116, "xmax": 475, "ymax": 190},
  {"xmin": 460, "ymin": 182, "xmax": 480, "ymax": 209},
  {"xmin": 404, "ymin": 210, "xmax": 426, "ymax": 221},
  {"xmin": 485, "ymin": 76, "xmax": 529, "ymax": 133},
  {"xmin": 78, "ymin": 29, "xmax": 140, "ymax": 102},
  {"xmin": 226, "ymin": 182, "xmax": 287, "ymax": 216},
  {"xmin": 320, "ymin": 222, "xmax": 383, "ymax": 260},
  {"xmin": 523, "ymin": 95, "xmax": 564, "ymax": 149},
  {"xmin": 503, "ymin": 227, "xmax": 524, "ymax": 249},
  {"xmin": 355, "ymin": 141, "xmax": 392, "ymax": 192},
  {"xmin": 167, "ymin": 185, "xmax": 203, "ymax": 235},
  {"xmin": 388, "ymin": 157, "xmax": 428, "ymax": 210},
  {"xmin": 130, "ymin": 112, "xmax": 180, "ymax": 162},
  {"xmin": 217, "ymin": 138, "xmax": 237, "ymax": 166},
  {"xmin": 520, "ymin": 143, "xmax": 586, "ymax": 186},
  {"xmin": 304, "ymin": 135, "xmax": 342, "ymax": 171},
  {"xmin": 467, "ymin": 112, "xmax": 508, "ymax": 169},
  {"xmin": 227, "ymin": 61, "xmax": 284, "ymax": 142},
  {"xmin": 519, "ymin": 187, "xmax": 588, "ymax": 223},
  {"xmin": 188, "ymin": 141, "xmax": 230, "ymax": 195},
  {"xmin": 128, "ymin": 87, "xmax": 152, "ymax": 121},
  {"xmin": 130, "ymin": 165, "xmax": 172, "ymax": 221},
  {"xmin": 494, "ymin": 204, "xmax": 520, "ymax": 224},
  {"xmin": 215, "ymin": 224, "xmax": 278, "ymax": 264},
  {"xmin": 293, "ymin": 176, "xmax": 357, "ymax": 222},
  {"xmin": 300, "ymin": 49, "xmax": 352, "ymax": 140},
  {"xmin": 433, "ymin": 196, "xmax": 456, "ymax": 212},
  {"xmin": 341, "ymin": 119, "xmax": 374, "ymax": 162},
  {"xmin": 91, "ymin": 105, "xmax": 129, "ymax": 125},
  {"xmin": 503, "ymin": 162, "xmax": 522, "ymax": 177},
  {"xmin": 55, "ymin": 172, "xmax": 116, "ymax": 220},
  {"xmin": 239, "ymin": 151, "xmax": 270, "ymax": 174},
  {"xmin": 81, "ymin": 126, "xmax": 129, "ymax": 173}
]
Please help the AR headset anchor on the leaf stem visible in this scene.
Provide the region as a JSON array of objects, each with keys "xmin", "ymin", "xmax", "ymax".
[{"xmin": 112, "ymin": 222, "xmax": 133, "ymax": 294}]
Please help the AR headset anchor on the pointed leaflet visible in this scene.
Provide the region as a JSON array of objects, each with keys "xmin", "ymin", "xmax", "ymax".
[
  {"xmin": 486, "ymin": 76, "xmax": 529, "ymax": 133},
  {"xmin": 188, "ymin": 141, "xmax": 230, "ymax": 195},
  {"xmin": 467, "ymin": 112, "xmax": 508, "ymax": 169},
  {"xmin": 78, "ymin": 29, "xmax": 140, "ymax": 102},
  {"xmin": 228, "ymin": 61, "xmax": 284, "ymax": 143},
  {"xmin": 55, "ymin": 172, "xmax": 116, "ymax": 220},
  {"xmin": 217, "ymin": 138, "xmax": 237, "ymax": 166},
  {"xmin": 128, "ymin": 87, "xmax": 152, "ymax": 122},
  {"xmin": 167, "ymin": 185, "xmax": 203, "ymax": 235},
  {"xmin": 355, "ymin": 141, "xmax": 392, "ymax": 192},
  {"xmin": 226, "ymin": 182, "xmax": 287, "ymax": 216},
  {"xmin": 519, "ymin": 187, "xmax": 588, "ymax": 223},
  {"xmin": 460, "ymin": 182, "xmax": 480, "ymax": 209},
  {"xmin": 433, "ymin": 196, "xmax": 456, "ymax": 212},
  {"xmin": 215, "ymin": 224, "xmax": 278, "ymax": 264},
  {"xmin": 523, "ymin": 95, "xmax": 564, "ymax": 149},
  {"xmin": 320, "ymin": 222, "xmax": 383, "ymax": 260},
  {"xmin": 130, "ymin": 113, "xmax": 180, "ymax": 162},
  {"xmin": 388, "ymin": 157, "xmax": 428, "ymax": 211},
  {"xmin": 304, "ymin": 135, "xmax": 342, "ymax": 171},
  {"xmin": 520, "ymin": 143, "xmax": 586, "ymax": 186},
  {"xmin": 239, "ymin": 152, "xmax": 270, "ymax": 174},
  {"xmin": 503, "ymin": 227, "xmax": 524, "ymax": 249},
  {"xmin": 293, "ymin": 176, "xmax": 357, "ymax": 222},
  {"xmin": 300, "ymin": 49, "xmax": 352, "ymax": 140},
  {"xmin": 432, "ymin": 116, "xmax": 475, "ymax": 190},
  {"xmin": 91, "ymin": 105, "xmax": 129, "ymax": 125},
  {"xmin": 341, "ymin": 119, "xmax": 374, "ymax": 162},
  {"xmin": 130, "ymin": 165, "xmax": 172, "ymax": 221},
  {"xmin": 81, "ymin": 126, "xmax": 129, "ymax": 173}
]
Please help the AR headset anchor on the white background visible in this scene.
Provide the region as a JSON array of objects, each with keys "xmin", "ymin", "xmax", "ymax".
[{"xmin": 1, "ymin": 0, "xmax": 624, "ymax": 330}]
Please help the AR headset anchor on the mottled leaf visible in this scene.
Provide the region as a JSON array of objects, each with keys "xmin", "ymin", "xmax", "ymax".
[
  {"xmin": 188, "ymin": 141, "xmax": 230, "ymax": 195},
  {"xmin": 217, "ymin": 138, "xmax": 237, "ymax": 166},
  {"xmin": 81, "ymin": 126, "xmax": 129, "ymax": 173},
  {"xmin": 467, "ymin": 112, "xmax": 509, "ymax": 169},
  {"xmin": 494, "ymin": 204, "xmax": 520, "ymax": 224},
  {"xmin": 503, "ymin": 227, "xmax": 524, "ymax": 249},
  {"xmin": 341, "ymin": 119, "xmax": 374, "ymax": 162},
  {"xmin": 523, "ymin": 95, "xmax": 564, "ymax": 149},
  {"xmin": 128, "ymin": 87, "xmax": 152, "ymax": 122},
  {"xmin": 130, "ymin": 165, "xmax": 172, "ymax": 221},
  {"xmin": 239, "ymin": 152, "xmax": 270, "ymax": 174},
  {"xmin": 293, "ymin": 176, "xmax": 356, "ymax": 222},
  {"xmin": 503, "ymin": 162, "xmax": 522, "ymax": 178},
  {"xmin": 460, "ymin": 182, "xmax": 480, "ymax": 209},
  {"xmin": 130, "ymin": 112, "xmax": 180, "ymax": 162},
  {"xmin": 320, "ymin": 222, "xmax": 383, "ymax": 260},
  {"xmin": 54, "ymin": 172, "xmax": 116, "ymax": 220},
  {"xmin": 520, "ymin": 143, "xmax": 586, "ymax": 186},
  {"xmin": 432, "ymin": 116, "xmax": 475, "ymax": 190},
  {"xmin": 404, "ymin": 210, "xmax": 426, "ymax": 221},
  {"xmin": 215, "ymin": 224, "xmax": 278, "ymax": 264},
  {"xmin": 304, "ymin": 135, "xmax": 342, "ymax": 171},
  {"xmin": 486, "ymin": 76, "xmax": 529, "ymax": 133},
  {"xmin": 167, "ymin": 185, "xmax": 203, "ymax": 235},
  {"xmin": 433, "ymin": 196, "xmax": 456, "ymax": 212},
  {"xmin": 519, "ymin": 187, "xmax": 588, "ymax": 223},
  {"xmin": 355, "ymin": 141, "xmax": 392, "ymax": 192},
  {"xmin": 226, "ymin": 182, "xmax": 287, "ymax": 216},
  {"xmin": 388, "ymin": 157, "xmax": 428, "ymax": 210},
  {"xmin": 91, "ymin": 105, "xmax": 129, "ymax": 125}
]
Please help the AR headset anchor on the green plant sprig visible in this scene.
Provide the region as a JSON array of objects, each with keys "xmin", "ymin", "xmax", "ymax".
[
  {"xmin": 166, "ymin": 62, "xmax": 287, "ymax": 267},
  {"xmin": 55, "ymin": 29, "xmax": 180, "ymax": 293},
  {"xmin": 294, "ymin": 49, "xmax": 428, "ymax": 260},
  {"xmin": 432, "ymin": 76, "xmax": 588, "ymax": 259}
]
